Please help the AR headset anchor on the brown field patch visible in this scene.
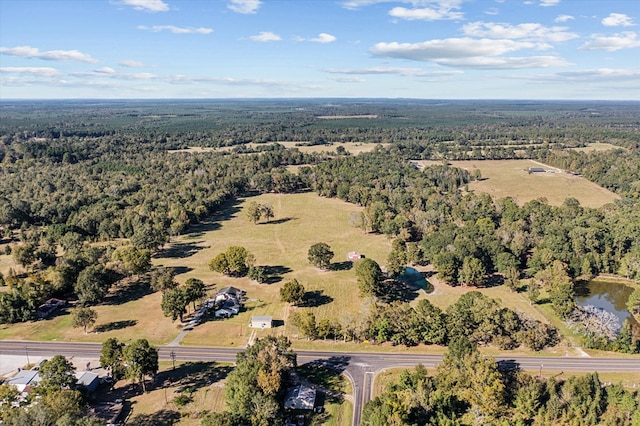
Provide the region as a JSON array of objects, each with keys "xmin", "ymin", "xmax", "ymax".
[
  {"xmin": 415, "ymin": 159, "xmax": 619, "ymax": 208},
  {"xmin": 156, "ymin": 192, "xmax": 392, "ymax": 347},
  {"xmin": 569, "ymin": 142, "xmax": 624, "ymax": 152},
  {"xmin": 168, "ymin": 141, "xmax": 388, "ymax": 156}
]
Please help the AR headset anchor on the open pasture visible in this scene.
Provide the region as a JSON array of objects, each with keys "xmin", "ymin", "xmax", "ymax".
[
  {"xmin": 416, "ymin": 159, "xmax": 619, "ymax": 208},
  {"xmin": 168, "ymin": 141, "xmax": 388, "ymax": 156},
  {"xmin": 156, "ymin": 192, "xmax": 393, "ymax": 347}
]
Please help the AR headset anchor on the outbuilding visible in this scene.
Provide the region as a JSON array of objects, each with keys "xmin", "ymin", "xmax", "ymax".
[
  {"xmin": 250, "ymin": 315, "xmax": 273, "ymax": 329},
  {"xmin": 347, "ymin": 251, "xmax": 363, "ymax": 262},
  {"xmin": 284, "ymin": 384, "xmax": 317, "ymax": 410}
]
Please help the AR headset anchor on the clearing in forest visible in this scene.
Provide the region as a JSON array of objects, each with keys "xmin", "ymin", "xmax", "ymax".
[
  {"xmin": 155, "ymin": 192, "xmax": 393, "ymax": 347},
  {"xmin": 415, "ymin": 159, "xmax": 619, "ymax": 208},
  {"xmin": 168, "ymin": 141, "xmax": 388, "ymax": 155}
]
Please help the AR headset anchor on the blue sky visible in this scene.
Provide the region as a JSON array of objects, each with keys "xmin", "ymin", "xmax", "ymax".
[{"xmin": 1, "ymin": 0, "xmax": 639, "ymax": 99}]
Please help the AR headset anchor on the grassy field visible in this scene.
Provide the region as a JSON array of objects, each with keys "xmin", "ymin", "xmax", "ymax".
[
  {"xmin": 168, "ymin": 141, "xmax": 388, "ymax": 156},
  {"xmin": 0, "ymin": 192, "xmax": 391, "ymax": 346},
  {"xmin": 569, "ymin": 143, "xmax": 623, "ymax": 152},
  {"xmin": 414, "ymin": 159, "xmax": 619, "ymax": 208},
  {"xmin": 158, "ymin": 192, "xmax": 392, "ymax": 347},
  {"xmin": 0, "ymin": 279, "xmax": 183, "ymax": 345}
]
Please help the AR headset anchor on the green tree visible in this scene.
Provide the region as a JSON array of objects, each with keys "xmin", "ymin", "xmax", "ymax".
[
  {"xmin": 245, "ymin": 201, "xmax": 261, "ymax": 224},
  {"xmin": 435, "ymin": 251, "xmax": 460, "ymax": 286},
  {"xmin": 260, "ymin": 204, "xmax": 274, "ymax": 223},
  {"xmin": 290, "ymin": 310, "xmax": 317, "ymax": 339},
  {"xmin": 541, "ymin": 261, "xmax": 576, "ymax": 319},
  {"xmin": 149, "ymin": 267, "xmax": 178, "ymax": 293},
  {"xmin": 356, "ymin": 258, "xmax": 384, "ymax": 297},
  {"xmin": 210, "ymin": 246, "xmax": 253, "ymax": 277},
  {"xmin": 459, "ymin": 256, "xmax": 487, "ymax": 287},
  {"xmin": 183, "ymin": 277, "xmax": 205, "ymax": 311},
  {"xmin": 504, "ymin": 266, "xmax": 520, "ymax": 291},
  {"xmin": 307, "ymin": 242, "xmax": 334, "ymax": 269},
  {"xmin": 209, "ymin": 253, "xmax": 230, "ymax": 275},
  {"xmin": 71, "ymin": 307, "xmax": 97, "ymax": 334},
  {"xmin": 74, "ymin": 264, "xmax": 109, "ymax": 306},
  {"xmin": 527, "ymin": 281, "xmax": 540, "ymax": 304},
  {"xmin": 12, "ymin": 243, "xmax": 36, "ymax": 270},
  {"xmin": 0, "ymin": 383, "xmax": 20, "ymax": 420},
  {"xmin": 161, "ymin": 287, "xmax": 187, "ymax": 322},
  {"xmin": 386, "ymin": 239, "xmax": 407, "ymax": 278},
  {"xmin": 111, "ymin": 246, "xmax": 151, "ymax": 275},
  {"xmin": 37, "ymin": 355, "xmax": 77, "ymax": 394},
  {"xmin": 279, "ymin": 279, "xmax": 305, "ymax": 305},
  {"xmin": 42, "ymin": 389, "xmax": 85, "ymax": 422},
  {"xmin": 414, "ymin": 299, "xmax": 447, "ymax": 345},
  {"xmin": 123, "ymin": 339, "xmax": 158, "ymax": 393},
  {"xmin": 626, "ymin": 288, "xmax": 640, "ymax": 315},
  {"xmin": 225, "ymin": 336, "xmax": 295, "ymax": 423},
  {"xmin": 248, "ymin": 266, "xmax": 268, "ymax": 283},
  {"xmin": 100, "ymin": 337, "xmax": 125, "ymax": 379}
]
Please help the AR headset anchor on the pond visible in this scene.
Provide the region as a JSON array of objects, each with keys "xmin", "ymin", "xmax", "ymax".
[
  {"xmin": 574, "ymin": 280, "xmax": 635, "ymax": 324},
  {"xmin": 397, "ymin": 267, "xmax": 430, "ymax": 291}
]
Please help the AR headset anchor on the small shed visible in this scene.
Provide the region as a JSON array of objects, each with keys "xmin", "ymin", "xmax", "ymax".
[
  {"xmin": 347, "ymin": 251, "xmax": 363, "ymax": 262},
  {"xmin": 529, "ymin": 167, "xmax": 546, "ymax": 173},
  {"xmin": 250, "ymin": 315, "xmax": 273, "ymax": 329},
  {"xmin": 284, "ymin": 384, "xmax": 317, "ymax": 410}
]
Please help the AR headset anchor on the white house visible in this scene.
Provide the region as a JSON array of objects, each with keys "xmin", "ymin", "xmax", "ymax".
[{"xmin": 250, "ymin": 316, "xmax": 273, "ymax": 329}]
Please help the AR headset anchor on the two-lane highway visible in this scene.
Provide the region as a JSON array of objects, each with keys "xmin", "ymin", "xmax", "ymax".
[{"xmin": 2, "ymin": 340, "xmax": 639, "ymax": 426}]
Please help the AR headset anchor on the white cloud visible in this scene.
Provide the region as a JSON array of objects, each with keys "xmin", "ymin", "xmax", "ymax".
[
  {"xmin": 602, "ymin": 13, "xmax": 635, "ymax": 27},
  {"xmin": 121, "ymin": 0, "xmax": 169, "ymax": 13},
  {"xmin": 228, "ymin": 0, "xmax": 261, "ymax": 14},
  {"xmin": 324, "ymin": 66, "xmax": 462, "ymax": 77},
  {"xmin": 370, "ymin": 38, "xmax": 570, "ymax": 68},
  {"xmin": 249, "ymin": 31, "xmax": 281, "ymax": 42},
  {"xmin": 389, "ymin": 6, "xmax": 463, "ymax": 21},
  {"xmin": 539, "ymin": 0, "xmax": 560, "ymax": 7},
  {"xmin": 0, "ymin": 66, "xmax": 61, "ymax": 77},
  {"xmin": 0, "ymin": 46, "xmax": 99, "ymax": 63},
  {"xmin": 331, "ymin": 76, "xmax": 366, "ymax": 83},
  {"xmin": 341, "ymin": 0, "xmax": 467, "ymax": 12},
  {"xmin": 462, "ymin": 22, "xmax": 578, "ymax": 43},
  {"xmin": 554, "ymin": 68, "xmax": 640, "ymax": 81},
  {"xmin": 310, "ymin": 33, "xmax": 337, "ymax": 43},
  {"xmin": 485, "ymin": 8, "xmax": 499, "ymax": 16},
  {"xmin": 95, "ymin": 67, "xmax": 116, "ymax": 74},
  {"xmin": 120, "ymin": 60, "xmax": 146, "ymax": 68},
  {"xmin": 137, "ymin": 25, "xmax": 213, "ymax": 34},
  {"xmin": 579, "ymin": 32, "xmax": 640, "ymax": 51},
  {"xmin": 436, "ymin": 55, "xmax": 569, "ymax": 68},
  {"xmin": 555, "ymin": 14, "xmax": 574, "ymax": 23},
  {"xmin": 371, "ymin": 38, "xmax": 536, "ymax": 60},
  {"xmin": 71, "ymin": 70, "xmax": 157, "ymax": 80}
]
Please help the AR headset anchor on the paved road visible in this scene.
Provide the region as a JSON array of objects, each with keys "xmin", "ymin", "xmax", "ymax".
[{"xmin": 2, "ymin": 341, "xmax": 639, "ymax": 426}]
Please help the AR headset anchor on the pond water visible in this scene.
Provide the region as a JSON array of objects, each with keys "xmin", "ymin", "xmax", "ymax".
[
  {"xmin": 398, "ymin": 267, "xmax": 430, "ymax": 290},
  {"xmin": 574, "ymin": 280, "xmax": 634, "ymax": 324}
]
